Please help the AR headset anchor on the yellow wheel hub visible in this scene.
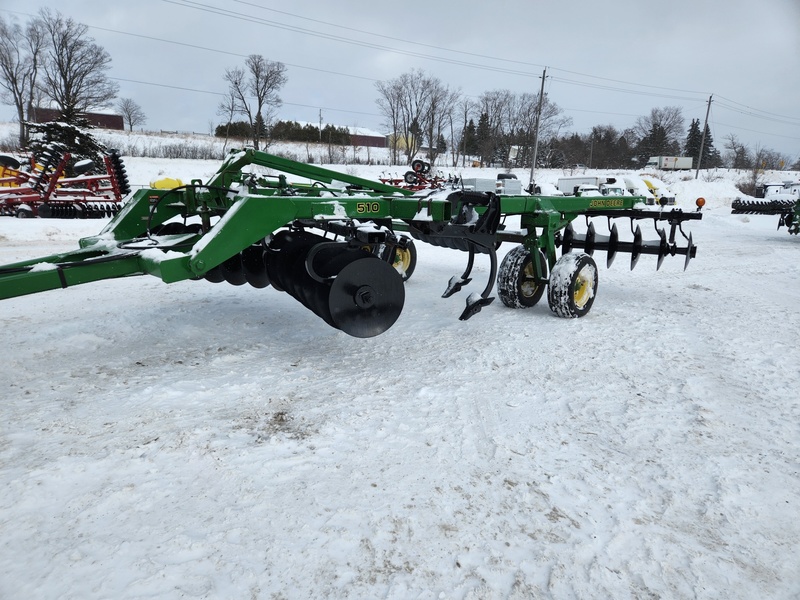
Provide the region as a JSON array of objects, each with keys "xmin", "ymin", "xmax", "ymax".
[
  {"xmin": 573, "ymin": 268, "xmax": 594, "ymax": 309},
  {"xmin": 394, "ymin": 248, "xmax": 412, "ymax": 274},
  {"xmin": 520, "ymin": 261, "xmax": 539, "ymax": 299}
]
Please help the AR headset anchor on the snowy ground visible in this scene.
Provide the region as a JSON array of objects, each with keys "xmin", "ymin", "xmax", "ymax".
[{"xmin": 1, "ymin": 153, "xmax": 799, "ymax": 599}]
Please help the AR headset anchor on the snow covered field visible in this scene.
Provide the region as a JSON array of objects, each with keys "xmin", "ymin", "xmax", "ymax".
[{"xmin": 1, "ymin": 151, "xmax": 799, "ymax": 599}]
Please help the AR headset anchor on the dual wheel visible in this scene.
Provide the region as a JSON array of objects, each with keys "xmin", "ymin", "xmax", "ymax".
[{"xmin": 498, "ymin": 245, "xmax": 598, "ymax": 318}]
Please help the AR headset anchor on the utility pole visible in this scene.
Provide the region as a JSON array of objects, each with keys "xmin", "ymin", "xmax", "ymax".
[
  {"xmin": 529, "ymin": 68, "xmax": 547, "ymax": 191},
  {"xmin": 319, "ymin": 109, "xmax": 323, "ymax": 142},
  {"xmin": 695, "ymin": 94, "xmax": 712, "ymax": 180}
]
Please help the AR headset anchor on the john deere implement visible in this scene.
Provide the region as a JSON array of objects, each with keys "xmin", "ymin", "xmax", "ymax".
[
  {"xmin": 731, "ymin": 198, "xmax": 799, "ymax": 235},
  {"xmin": 0, "ymin": 149, "xmax": 702, "ymax": 337}
]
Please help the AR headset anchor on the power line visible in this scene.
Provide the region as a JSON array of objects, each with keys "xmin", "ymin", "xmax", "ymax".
[
  {"xmin": 87, "ymin": 24, "xmax": 379, "ymax": 83},
  {"xmin": 162, "ymin": 0, "xmax": 799, "ymax": 142},
  {"xmin": 550, "ymin": 76, "xmax": 703, "ymax": 103},
  {"xmin": 712, "ymin": 120, "xmax": 800, "ymax": 142},
  {"xmin": 2, "ymin": 4, "xmax": 797, "ymax": 146},
  {"xmin": 111, "ymin": 77, "xmax": 224, "ymax": 97},
  {"xmin": 715, "ymin": 94, "xmax": 800, "ymax": 124},
  {"xmin": 0, "ymin": 4, "xmax": 786, "ymax": 117},
  {"xmin": 714, "ymin": 98, "xmax": 800, "ymax": 128},
  {"xmin": 229, "ymin": 0, "xmax": 712, "ymax": 99},
  {"xmin": 110, "ymin": 77, "xmax": 382, "ymax": 119},
  {"xmin": 160, "ymin": 0, "xmax": 555, "ymax": 79},
  {"xmin": 229, "ymin": 0, "xmax": 549, "ymax": 71}
]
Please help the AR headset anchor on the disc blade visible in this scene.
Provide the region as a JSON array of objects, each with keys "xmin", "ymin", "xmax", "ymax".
[{"xmin": 329, "ymin": 258, "xmax": 405, "ymax": 338}]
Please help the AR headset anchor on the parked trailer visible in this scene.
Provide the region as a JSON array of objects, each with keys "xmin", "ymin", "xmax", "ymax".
[{"xmin": 645, "ymin": 156, "xmax": 693, "ymax": 170}]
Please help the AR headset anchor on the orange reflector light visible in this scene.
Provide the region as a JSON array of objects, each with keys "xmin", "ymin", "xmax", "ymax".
[{"xmin": 696, "ymin": 197, "xmax": 706, "ymax": 208}]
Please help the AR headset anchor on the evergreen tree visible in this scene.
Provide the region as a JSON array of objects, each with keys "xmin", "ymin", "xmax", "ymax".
[
  {"xmin": 436, "ymin": 134, "xmax": 447, "ymax": 154},
  {"xmin": 684, "ymin": 119, "xmax": 703, "ymax": 166},
  {"xmin": 462, "ymin": 119, "xmax": 478, "ymax": 156},
  {"xmin": 684, "ymin": 119, "xmax": 723, "ymax": 169},
  {"xmin": 26, "ymin": 117, "xmax": 106, "ymax": 174},
  {"xmin": 638, "ymin": 123, "xmax": 670, "ymax": 164},
  {"xmin": 475, "ymin": 112, "xmax": 491, "ymax": 166},
  {"xmin": 701, "ymin": 123, "xmax": 722, "ymax": 168},
  {"xmin": 253, "ymin": 113, "xmax": 267, "ymax": 141},
  {"xmin": 215, "ymin": 121, "xmax": 251, "ymax": 139}
]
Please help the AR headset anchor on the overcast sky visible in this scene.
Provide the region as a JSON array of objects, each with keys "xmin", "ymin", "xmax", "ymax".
[{"xmin": 2, "ymin": 0, "xmax": 799, "ymax": 159}]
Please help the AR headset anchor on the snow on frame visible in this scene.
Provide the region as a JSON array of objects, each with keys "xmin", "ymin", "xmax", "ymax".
[{"xmin": 1, "ymin": 129, "xmax": 799, "ymax": 599}]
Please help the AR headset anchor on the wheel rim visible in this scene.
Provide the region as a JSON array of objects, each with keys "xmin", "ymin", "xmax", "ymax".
[
  {"xmin": 520, "ymin": 260, "xmax": 540, "ymax": 299},
  {"xmin": 573, "ymin": 266, "xmax": 595, "ymax": 309},
  {"xmin": 393, "ymin": 247, "xmax": 412, "ymax": 275}
]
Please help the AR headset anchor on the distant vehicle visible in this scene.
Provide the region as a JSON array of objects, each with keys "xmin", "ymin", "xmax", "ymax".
[
  {"xmin": 556, "ymin": 176, "xmax": 630, "ymax": 197},
  {"xmin": 574, "ymin": 184, "xmax": 603, "ymax": 197},
  {"xmin": 601, "ymin": 182, "xmax": 628, "ymax": 196},
  {"xmin": 645, "ymin": 156, "xmax": 693, "ymax": 170},
  {"xmin": 756, "ymin": 181, "xmax": 800, "ymax": 200},
  {"xmin": 623, "ymin": 176, "xmax": 658, "ymax": 205},
  {"xmin": 640, "ymin": 175, "xmax": 676, "ymax": 205}
]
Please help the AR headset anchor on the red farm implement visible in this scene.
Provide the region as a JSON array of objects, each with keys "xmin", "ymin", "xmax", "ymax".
[{"xmin": 0, "ymin": 144, "xmax": 130, "ymax": 219}]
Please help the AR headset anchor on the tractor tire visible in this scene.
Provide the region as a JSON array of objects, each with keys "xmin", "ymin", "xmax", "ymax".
[
  {"xmin": 404, "ymin": 171, "xmax": 418, "ymax": 184},
  {"xmin": 15, "ymin": 207, "xmax": 33, "ymax": 219},
  {"xmin": 547, "ymin": 252, "xmax": 598, "ymax": 318},
  {"xmin": 382, "ymin": 238, "xmax": 417, "ymax": 282},
  {"xmin": 0, "ymin": 154, "xmax": 21, "ymax": 170},
  {"xmin": 497, "ymin": 245, "xmax": 547, "ymax": 308},
  {"xmin": 411, "ymin": 159, "xmax": 425, "ymax": 173}
]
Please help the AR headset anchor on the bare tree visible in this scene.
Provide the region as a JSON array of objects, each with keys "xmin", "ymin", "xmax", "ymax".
[
  {"xmin": 376, "ymin": 69, "xmax": 457, "ymax": 165},
  {"xmin": 0, "ymin": 15, "xmax": 45, "ymax": 146},
  {"xmin": 375, "ymin": 77, "xmax": 404, "ymax": 164},
  {"xmin": 453, "ymin": 97, "xmax": 477, "ymax": 167},
  {"xmin": 724, "ymin": 134, "xmax": 751, "ymax": 169},
  {"xmin": 397, "ymin": 69, "xmax": 433, "ymax": 163},
  {"xmin": 478, "ymin": 89, "xmax": 514, "ymax": 164},
  {"xmin": 37, "ymin": 8, "xmax": 119, "ymax": 121},
  {"xmin": 537, "ymin": 95, "xmax": 572, "ymax": 140},
  {"xmin": 216, "ymin": 89, "xmax": 239, "ymax": 153},
  {"xmin": 117, "ymin": 97, "xmax": 146, "ymax": 131},
  {"xmin": 634, "ymin": 106, "xmax": 685, "ymax": 147},
  {"xmin": 423, "ymin": 79, "xmax": 459, "ymax": 165},
  {"xmin": 223, "ymin": 54, "xmax": 287, "ymax": 150},
  {"xmin": 474, "ymin": 89, "xmax": 571, "ymax": 168}
]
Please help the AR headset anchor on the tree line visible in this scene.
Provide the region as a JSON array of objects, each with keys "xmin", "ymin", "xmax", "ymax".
[
  {"xmin": 1, "ymin": 10, "xmax": 797, "ymax": 170},
  {"xmin": 374, "ymin": 71, "xmax": 798, "ymax": 171},
  {"xmin": 214, "ymin": 120, "xmax": 351, "ymax": 146}
]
